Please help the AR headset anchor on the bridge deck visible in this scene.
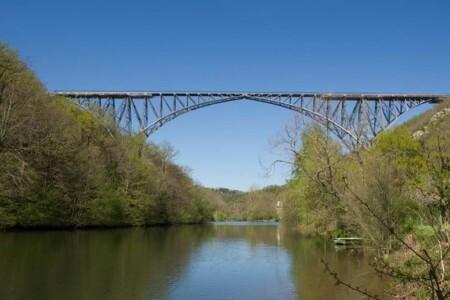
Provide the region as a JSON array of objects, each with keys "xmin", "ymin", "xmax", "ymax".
[{"xmin": 51, "ymin": 91, "xmax": 449, "ymax": 103}]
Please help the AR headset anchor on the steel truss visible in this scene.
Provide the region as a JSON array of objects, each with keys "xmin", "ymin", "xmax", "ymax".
[{"xmin": 51, "ymin": 91, "xmax": 447, "ymax": 148}]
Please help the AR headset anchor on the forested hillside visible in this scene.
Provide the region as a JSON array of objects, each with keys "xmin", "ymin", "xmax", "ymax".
[
  {"xmin": 279, "ymin": 102, "xmax": 450, "ymax": 298},
  {"xmin": 205, "ymin": 185, "xmax": 284, "ymax": 221},
  {"xmin": 281, "ymin": 102, "xmax": 449, "ymax": 237},
  {"xmin": 0, "ymin": 44, "xmax": 213, "ymax": 229}
]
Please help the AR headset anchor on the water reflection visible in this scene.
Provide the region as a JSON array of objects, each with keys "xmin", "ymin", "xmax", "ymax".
[
  {"xmin": 0, "ymin": 223, "xmax": 384, "ymax": 300},
  {"xmin": 0, "ymin": 227, "xmax": 214, "ymax": 300},
  {"xmin": 169, "ymin": 223, "xmax": 296, "ymax": 300},
  {"xmin": 281, "ymin": 228, "xmax": 384, "ymax": 299}
]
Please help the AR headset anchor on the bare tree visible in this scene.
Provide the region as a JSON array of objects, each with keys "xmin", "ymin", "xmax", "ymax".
[{"xmin": 271, "ymin": 114, "xmax": 450, "ymax": 299}]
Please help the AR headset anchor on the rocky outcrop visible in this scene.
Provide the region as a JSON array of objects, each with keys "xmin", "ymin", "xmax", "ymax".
[{"xmin": 412, "ymin": 108, "xmax": 450, "ymax": 140}]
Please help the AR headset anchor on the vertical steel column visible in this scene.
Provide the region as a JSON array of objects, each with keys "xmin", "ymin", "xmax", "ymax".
[
  {"xmin": 126, "ymin": 97, "xmax": 132, "ymax": 133},
  {"xmin": 341, "ymin": 98, "xmax": 347, "ymax": 129},
  {"xmin": 361, "ymin": 98, "xmax": 369, "ymax": 141},
  {"xmin": 388, "ymin": 100, "xmax": 393, "ymax": 122},
  {"xmin": 374, "ymin": 100, "xmax": 379, "ymax": 133},
  {"xmin": 159, "ymin": 95, "xmax": 163, "ymax": 118},
  {"xmin": 144, "ymin": 97, "xmax": 149, "ymax": 129},
  {"xmin": 326, "ymin": 96, "xmax": 331, "ymax": 119},
  {"xmin": 399, "ymin": 99, "xmax": 405, "ymax": 114}
]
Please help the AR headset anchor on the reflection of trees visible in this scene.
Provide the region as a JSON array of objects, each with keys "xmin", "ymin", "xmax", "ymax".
[
  {"xmin": 197, "ymin": 224, "xmax": 385, "ymax": 299},
  {"xmin": 0, "ymin": 227, "xmax": 214, "ymax": 300},
  {"xmin": 280, "ymin": 228, "xmax": 385, "ymax": 300},
  {"xmin": 211, "ymin": 223, "xmax": 280, "ymax": 250},
  {"xmin": 0, "ymin": 225, "xmax": 386, "ymax": 300}
]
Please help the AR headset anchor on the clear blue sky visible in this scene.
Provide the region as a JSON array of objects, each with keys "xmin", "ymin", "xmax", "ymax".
[{"xmin": 1, "ymin": 0, "xmax": 449, "ymax": 190}]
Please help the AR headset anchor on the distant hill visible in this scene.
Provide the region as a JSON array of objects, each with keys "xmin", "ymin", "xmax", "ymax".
[{"xmin": 202, "ymin": 185, "xmax": 286, "ymax": 221}]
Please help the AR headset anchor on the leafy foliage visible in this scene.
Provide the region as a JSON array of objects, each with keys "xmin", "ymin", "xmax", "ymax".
[
  {"xmin": 275, "ymin": 109, "xmax": 450, "ymax": 298},
  {"xmin": 206, "ymin": 185, "xmax": 284, "ymax": 221},
  {"xmin": 0, "ymin": 43, "xmax": 212, "ymax": 229}
]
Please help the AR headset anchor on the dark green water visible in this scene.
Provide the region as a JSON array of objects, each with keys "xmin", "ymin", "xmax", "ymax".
[{"xmin": 0, "ymin": 222, "xmax": 384, "ymax": 300}]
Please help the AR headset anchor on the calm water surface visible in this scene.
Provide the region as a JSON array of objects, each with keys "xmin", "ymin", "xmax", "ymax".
[{"xmin": 0, "ymin": 222, "xmax": 384, "ymax": 300}]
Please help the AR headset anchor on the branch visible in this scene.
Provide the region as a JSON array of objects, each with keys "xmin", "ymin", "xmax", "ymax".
[
  {"xmin": 343, "ymin": 176, "xmax": 430, "ymax": 263},
  {"xmin": 321, "ymin": 259, "xmax": 384, "ymax": 300}
]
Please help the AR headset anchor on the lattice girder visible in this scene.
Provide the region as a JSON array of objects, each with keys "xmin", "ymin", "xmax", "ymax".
[{"xmin": 52, "ymin": 91, "xmax": 447, "ymax": 148}]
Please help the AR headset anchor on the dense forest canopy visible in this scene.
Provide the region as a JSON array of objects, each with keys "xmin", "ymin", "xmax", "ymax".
[{"xmin": 0, "ymin": 44, "xmax": 213, "ymax": 228}]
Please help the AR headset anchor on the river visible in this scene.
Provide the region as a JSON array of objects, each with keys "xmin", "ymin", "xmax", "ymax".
[{"xmin": 0, "ymin": 222, "xmax": 385, "ymax": 300}]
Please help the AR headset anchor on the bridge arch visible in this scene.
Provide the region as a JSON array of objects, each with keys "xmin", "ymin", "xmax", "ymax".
[
  {"xmin": 140, "ymin": 95, "xmax": 358, "ymax": 143},
  {"xmin": 52, "ymin": 91, "xmax": 447, "ymax": 148}
]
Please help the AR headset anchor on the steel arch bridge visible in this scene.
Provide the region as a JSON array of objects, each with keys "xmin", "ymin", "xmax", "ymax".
[{"xmin": 52, "ymin": 91, "xmax": 448, "ymax": 148}]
